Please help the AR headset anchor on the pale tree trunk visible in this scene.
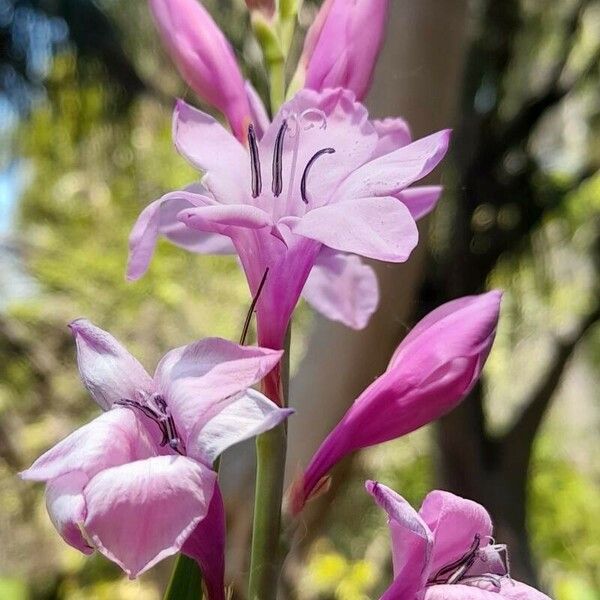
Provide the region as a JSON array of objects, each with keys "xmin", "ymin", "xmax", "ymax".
[
  {"xmin": 220, "ymin": 1, "xmax": 471, "ymax": 594},
  {"xmin": 284, "ymin": 0, "xmax": 471, "ymax": 544}
]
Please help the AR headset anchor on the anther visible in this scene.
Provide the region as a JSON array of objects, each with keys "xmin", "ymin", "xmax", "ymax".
[
  {"xmin": 300, "ymin": 148, "xmax": 335, "ymax": 204},
  {"xmin": 272, "ymin": 120, "xmax": 288, "ymax": 197},
  {"xmin": 248, "ymin": 124, "xmax": 262, "ymax": 198}
]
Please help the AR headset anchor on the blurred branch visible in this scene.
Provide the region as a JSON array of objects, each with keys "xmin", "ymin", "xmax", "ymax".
[{"xmin": 504, "ymin": 303, "xmax": 600, "ymax": 460}]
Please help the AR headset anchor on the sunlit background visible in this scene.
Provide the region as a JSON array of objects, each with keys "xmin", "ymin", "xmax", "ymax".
[{"xmin": 1, "ymin": 0, "xmax": 599, "ymax": 599}]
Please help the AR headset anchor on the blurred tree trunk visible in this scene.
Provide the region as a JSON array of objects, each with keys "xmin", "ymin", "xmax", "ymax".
[
  {"xmin": 428, "ymin": 0, "xmax": 600, "ymax": 587},
  {"xmin": 285, "ymin": 0, "xmax": 470, "ymax": 547}
]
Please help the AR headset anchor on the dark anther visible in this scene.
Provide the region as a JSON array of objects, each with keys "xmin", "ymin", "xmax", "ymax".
[
  {"xmin": 239, "ymin": 267, "xmax": 269, "ymax": 345},
  {"xmin": 429, "ymin": 534, "xmax": 482, "ymax": 585},
  {"xmin": 300, "ymin": 148, "xmax": 335, "ymax": 204},
  {"xmin": 272, "ymin": 120, "xmax": 288, "ymax": 197},
  {"xmin": 248, "ymin": 124, "xmax": 262, "ymax": 198}
]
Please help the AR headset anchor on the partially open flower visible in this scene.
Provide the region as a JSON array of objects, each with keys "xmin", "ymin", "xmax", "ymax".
[{"xmin": 367, "ymin": 482, "xmax": 552, "ymax": 600}]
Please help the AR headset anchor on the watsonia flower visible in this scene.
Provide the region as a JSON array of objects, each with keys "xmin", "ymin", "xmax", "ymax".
[
  {"xmin": 127, "ymin": 88, "xmax": 450, "ymax": 349},
  {"xmin": 367, "ymin": 482, "xmax": 552, "ymax": 599},
  {"xmin": 20, "ymin": 320, "xmax": 291, "ymax": 599}
]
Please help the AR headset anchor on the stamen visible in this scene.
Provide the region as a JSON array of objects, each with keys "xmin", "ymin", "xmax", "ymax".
[
  {"xmin": 272, "ymin": 120, "xmax": 288, "ymax": 197},
  {"xmin": 115, "ymin": 394, "xmax": 184, "ymax": 455},
  {"xmin": 300, "ymin": 148, "xmax": 335, "ymax": 204},
  {"xmin": 248, "ymin": 124, "xmax": 262, "ymax": 198},
  {"xmin": 239, "ymin": 267, "xmax": 269, "ymax": 345},
  {"xmin": 430, "ymin": 534, "xmax": 481, "ymax": 585}
]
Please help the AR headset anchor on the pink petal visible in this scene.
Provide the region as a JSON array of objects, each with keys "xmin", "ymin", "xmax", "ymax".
[
  {"xmin": 373, "ymin": 117, "xmax": 412, "ymax": 157},
  {"xmin": 154, "ymin": 338, "xmax": 282, "ymax": 443},
  {"xmin": 301, "ymin": 248, "xmax": 379, "ymax": 329},
  {"xmin": 178, "ymin": 204, "xmax": 273, "ymax": 236},
  {"xmin": 366, "ymin": 481, "xmax": 432, "ymax": 600},
  {"xmin": 285, "ymin": 197, "xmax": 418, "ymax": 262},
  {"xmin": 68, "ymin": 319, "xmax": 154, "ymax": 410},
  {"xmin": 187, "ymin": 389, "xmax": 294, "ymax": 464},
  {"xmin": 20, "ymin": 408, "xmax": 155, "ymax": 482},
  {"xmin": 245, "ymin": 80, "xmax": 270, "ymax": 139},
  {"xmin": 419, "ymin": 491, "xmax": 493, "ymax": 576},
  {"xmin": 397, "ymin": 186, "xmax": 443, "ymax": 221},
  {"xmin": 335, "ymin": 129, "xmax": 451, "ymax": 200},
  {"xmin": 83, "ymin": 455, "xmax": 217, "ymax": 578},
  {"xmin": 425, "ymin": 585, "xmax": 501, "ymax": 599},
  {"xmin": 497, "ymin": 581, "xmax": 552, "ymax": 600},
  {"xmin": 45, "ymin": 471, "xmax": 93, "ymax": 555},
  {"xmin": 183, "ymin": 486, "xmax": 227, "ymax": 600},
  {"xmin": 150, "ymin": 0, "xmax": 250, "ymax": 140},
  {"xmin": 127, "ymin": 189, "xmax": 233, "ymax": 281},
  {"xmin": 173, "ymin": 100, "xmax": 250, "ymax": 203}
]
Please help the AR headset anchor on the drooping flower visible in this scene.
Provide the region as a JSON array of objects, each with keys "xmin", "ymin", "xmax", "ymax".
[
  {"xmin": 127, "ymin": 88, "xmax": 450, "ymax": 349},
  {"xmin": 291, "ymin": 0, "xmax": 389, "ymax": 101},
  {"xmin": 367, "ymin": 482, "xmax": 552, "ymax": 599},
  {"xmin": 20, "ymin": 320, "xmax": 291, "ymax": 598},
  {"xmin": 149, "ymin": 0, "xmax": 252, "ymax": 141},
  {"xmin": 290, "ymin": 291, "xmax": 502, "ymax": 513}
]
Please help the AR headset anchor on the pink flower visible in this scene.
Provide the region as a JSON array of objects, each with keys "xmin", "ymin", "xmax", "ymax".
[
  {"xmin": 367, "ymin": 482, "xmax": 552, "ymax": 600},
  {"xmin": 149, "ymin": 0, "xmax": 252, "ymax": 140},
  {"xmin": 20, "ymin": 320, "xmax": 291, "ymax": 597},
  {"xmin": 127, "ymin": 88, "xmax": 449, "ymax": 349},
  {"xmin": 290, "ymin": 291, "xmax": 502, "ymax": 513},
  {"xmin": 294, "ymin": 0, "xmax": 389, "ymax": 101}
]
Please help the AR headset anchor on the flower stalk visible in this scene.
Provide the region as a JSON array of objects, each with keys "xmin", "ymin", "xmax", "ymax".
[{"xmin": 248, "ymin": 327, "xmax": 291, "ymax": 599}]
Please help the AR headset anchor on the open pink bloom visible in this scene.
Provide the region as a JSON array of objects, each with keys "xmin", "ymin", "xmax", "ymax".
[
  {"xmin": 294, "ymin": 0, "xmax": 389, "ymax": 101},
  {"xmin": 290, "ymin": 291, "xmax": 502, "ymax": 513},
  {"xmin": 20, "ymin": 320, "xmax": 291, "ymax": 597},
  {"xmin": 367, "ymin": 482, "xmax": 552, "ymax": 600},
  {"xmin": 149, "ymin": 0, "xmax": 252, "ymax": 140},
  {"xmin": 127, "ymin": 88, "xmax": 449, "ymax": 348}
]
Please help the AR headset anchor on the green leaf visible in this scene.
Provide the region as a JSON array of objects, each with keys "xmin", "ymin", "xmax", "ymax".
[{"xmin": 163, "ymin": 555, "xmax": 204, "ymax": 600}]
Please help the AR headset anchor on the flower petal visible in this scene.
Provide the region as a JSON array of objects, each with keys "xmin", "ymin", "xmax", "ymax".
[
  {"xmin": 397, "ymin": 186, "xmax": 443, "ymax": 221},
  {"xmin": 373, "ymin": 117, "xmax": 412, "ymax": 157},
  {"xmin": 127, "ymin": 189, "xmax": 233, "ymax": 281},
  {"xmin": 335, "ymin": 129, "xmax": 451, "ymax": 200},
  {"xmin": 20, "ymin": 408, "xmax": 155, "ymax": 482},
  {"xmin": 187, "ymin": 388, "xmax": 294, "ymax": 464},
  {"xmin": 419, "ymin": 491, "xmax": 493, "ymax": 576},
  {"xmin": 285, "ymin": 197, "xmax": 418, "ymax": 262},
  {"xmin": 366, "ymin": 481, "xmax": 432, "ymax": 600},
  {"xmin": 45, "ymin": 471, "xmax": 93, "ymax": 555},
  {"xmin": 301, "ymin": 248, "xmax": 379, "ymax": 329},
  {"xmin": 425, "ymin": 585, "xmax": 502, "ymax": 599},
  {"xmin": 68, "ymin": 319, "xmax": 154, "ymax": 410},
  {"xmin": 173, "ymin": 100, "xmax": 250, "ymax": 203},
  {"xmin": 154, "ymin": 338, "xmax": 282, "ymax": 442},
  {"xmin": 83, "ymin": 455, "xmax": 217, "ymax": 578},
  {"xmin": 182, "ymin": 486, "xmax": 227, "ymax": 600},
  {"xmin": 178, "ymin": 204, "xmax": 273, "ymax": 236}
]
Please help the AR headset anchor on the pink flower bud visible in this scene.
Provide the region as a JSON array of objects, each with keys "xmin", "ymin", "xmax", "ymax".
[
  {"xmin": 245, "ymin": 0, "xmax": 275, "ymax": 18},
  {"xmin": 298, "ymin": 0, "xmax": 389, "ymax": 100},
  {"xmin": 149, "ymin": 0, "xmax": 251, "ymax": 140}
]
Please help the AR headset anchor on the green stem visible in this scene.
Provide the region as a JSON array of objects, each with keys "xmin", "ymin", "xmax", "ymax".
[
  {"xmin": 247, "ymin": 328, "xmax": 291, "ymax": 600},
  {"xmin": 268, "ymin": 58, "xmax": 286, "ymax": 115},
  {"xmin": 164, "ymin": 554, "xmax": 204, "ymax": 600}
]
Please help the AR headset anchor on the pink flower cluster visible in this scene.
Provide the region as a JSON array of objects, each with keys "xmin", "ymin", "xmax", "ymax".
[{"xmin": 21, "ymin": 1, "xmax": 553, "ymax": 599}]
